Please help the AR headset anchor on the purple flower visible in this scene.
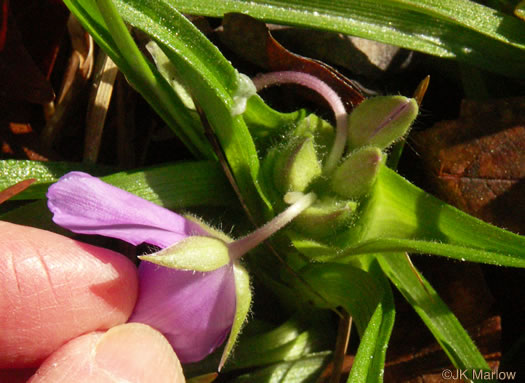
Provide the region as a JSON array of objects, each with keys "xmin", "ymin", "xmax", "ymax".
[
  {"xmin": 46, "ymin": 172, "xmax": 236, "ymax": 363},
  {"xmin": 47, "ymin": 172, "xmax": 316, "ymax": 367}
]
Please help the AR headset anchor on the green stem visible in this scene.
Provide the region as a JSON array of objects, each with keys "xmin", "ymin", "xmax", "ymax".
[{"xmin": 229, "ymin": 192, "xmax": 317, "ymax": 259}]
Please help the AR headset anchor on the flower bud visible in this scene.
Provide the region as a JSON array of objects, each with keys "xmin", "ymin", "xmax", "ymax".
[
  {"xmin": 347, "ymin": 96, "xmax": 418, "ymax": 150},
  {"xmin": 330, "ymin": 147, "xmax": 383, "ymax": 199},
  {"xmin": 273, "ymin": 136, "xmax": 322, "ymax": 193},
  {"xmin": 293, "ymin": 197, "xmax": 358, "ymax": 236}
]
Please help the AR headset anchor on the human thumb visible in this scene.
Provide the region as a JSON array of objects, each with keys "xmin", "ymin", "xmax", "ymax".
[{"xmin": 28, "ymin": 323, "xmax": 185, "ymax": 383}]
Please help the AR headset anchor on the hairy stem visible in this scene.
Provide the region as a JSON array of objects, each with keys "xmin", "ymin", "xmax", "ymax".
[
  {"xmin": 229, "ymin": 192, "xmax": 317, "ymax": 259},
  {"xmin": 253, "ymin": 71, "xmax": 347, "ymax": 173}
]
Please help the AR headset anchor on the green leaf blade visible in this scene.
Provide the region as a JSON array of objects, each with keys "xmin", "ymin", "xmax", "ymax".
[
  {"xmin": 113, "ymin": 0, "xmax": 271, "ymax": 217},
  {"xmin": 378, "ymin": 252, "xmax": 489, "ymax": 379},
  {"xmin": 354, "ymin": 166, "xmax": 525, "ymax": 267},
  {"xmin": 1, "ymin": 162, "xmax": 236, "ymax": 232},
  {"xmin": 166, "ymin": 0, "xmax": 525, "ymax": 77}
]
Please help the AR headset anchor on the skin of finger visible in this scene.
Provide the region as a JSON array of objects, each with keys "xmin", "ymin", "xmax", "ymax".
[
  {"xmin": 0, "ymin": 368, "xmax": 37, "ymax": 383},
  {"xmin": 0, "ymin": 222, "xmax": 138, "ymax": 368},
  {"xmin": 28, "ymin": 324, "xmax": 185, "ymax": 383}
]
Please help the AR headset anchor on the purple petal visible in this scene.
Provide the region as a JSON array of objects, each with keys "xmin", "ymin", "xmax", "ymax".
[
  {"xmin": 129, "ymin": 262, "xmax": 236, "ymax": 363},
  {"xmin": 47, "ymin": 172, "xmax": 207, "ymax": 247}
]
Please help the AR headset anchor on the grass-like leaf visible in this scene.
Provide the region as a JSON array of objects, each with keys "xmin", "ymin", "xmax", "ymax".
[
  {"xmin": 0, "ymin": 161, "xmax": 236, "ymax": 232},
  {"xmin": 110, "ymin": 0, "xmax": 274, "ymax": 218},
  {"xmin": 166, "ymin": 0, "xmax": 525, "ymax": 78},
  {"xmin": 0, "ymin": 160, "xmax": 234, "ymax": 206},
  {"xmin": 353, "ymin": 166, "xmax": 525, "ymax": 266},
  {"xmin": 347, "ymin": 258, "xmax": 395, "ymax": 383},
  {"xmin": 231, "ymin": 352, "xmax": 331, "ymax": 383},
  {"xmin": 0, "ymin": 160, "xmax": 116, "ymax": 200},
  {"xmin": 378, "ymin": 252, "xmax": 490, "ymax": 381}
]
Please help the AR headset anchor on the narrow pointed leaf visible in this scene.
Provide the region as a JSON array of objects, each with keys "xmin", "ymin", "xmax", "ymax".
[
  {"xmin": 0, "ymin": 160, "xmax": 234, "ymax": 205},
  {"xmin": 349, "ymin": 166, "xmax": 525, "ymax": 266},
  {"xmin": 112, "ymin": 0, "xmax": 271, "ymax": 218},
  {"xmin": 0, "ymin": 162, "xmax": 236, "ymax": 233},
  {"xmin": 165, "ymin": 0, "xmax": 525, "ymax": 78},
  {"xmin": 347, "ymin": 258, "xmax": 395, "ymax": 383},
  {"xmin": 348, "ymin": 303, "xmax": 384, "ymax": 383},
  {"xmin": 378, "ymin": 252, "xmax": 489, "ymax": 379},
  {"xmin": 344, "ymin": 237, "xmax": 525, "ymax": 268}
]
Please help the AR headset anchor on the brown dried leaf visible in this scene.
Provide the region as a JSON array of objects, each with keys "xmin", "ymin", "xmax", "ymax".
[
  {"xmin": 414, "ymin": 97, "xmax": 525, "ymax": 235},
  {"xmin": 383, "ymin": 315, "xmax": 501, "ymax": 383},
  {"xmin": 219, "ymin": 13, "xmax": 365, "ymax": 110},
  {"xmin": 271, "ymin": 28, "xmax": 414, "ymax": 80},
  {"xmin": 41, "ymin": 15, "xmax": 94, "ymax": 150},
  {"xmin": 0, "ymin": 178, "xmax": 36, "ymax": 204}
]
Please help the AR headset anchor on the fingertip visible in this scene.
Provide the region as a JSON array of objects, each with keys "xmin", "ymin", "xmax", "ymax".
[
  {"xmin": 29, "ymin": 324, "xmax": 185, "ymax": 383},
  {"xmin": 0, "ymin": 368, "xmax": 37, "ymax": 383},
  {"xmin": 95, "ymin": 323, "xmax": 185, "ymax": 383},
  {"xmin": 0, "ymin": 222, "xmax": 139, "ymax": 368}
]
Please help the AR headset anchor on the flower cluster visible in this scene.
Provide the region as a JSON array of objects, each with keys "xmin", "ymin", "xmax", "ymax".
[{"xmin": 256, "ymin": 71, "xmax": 418, "ymax": 240}]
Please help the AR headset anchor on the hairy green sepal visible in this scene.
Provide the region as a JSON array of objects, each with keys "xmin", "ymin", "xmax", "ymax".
[{"xmin": 139, "ymin": 236, "xmax": 230, "ymax": 272}]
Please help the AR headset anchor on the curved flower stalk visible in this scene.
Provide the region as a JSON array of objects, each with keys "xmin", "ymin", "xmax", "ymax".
[
  {"xmin": 47, "ymin": 172, "xmax": 316, "ymax": 367},
  {"xmin": 253, "ymin": 71, "xmax": 347, "ymax": 173}
]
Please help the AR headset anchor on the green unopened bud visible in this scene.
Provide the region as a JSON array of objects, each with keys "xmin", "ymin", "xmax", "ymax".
[
  {"xmin": 273, "ymin": 137, "xmax": 322, "ymax": 193},
  {"xmin": 139, "ymin": 236, "xmax": 230, "ymax": 272},
  {"xmin": 331, "ymin": 147, "xmax": 383, "ymax": 199},
  {"xmin": 294, "ymin": 197, "xmax": 358, "ymax": 236},
  {"xmin": 347, "ymin": 96, "xmax": 418, "ymax": 150}
]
